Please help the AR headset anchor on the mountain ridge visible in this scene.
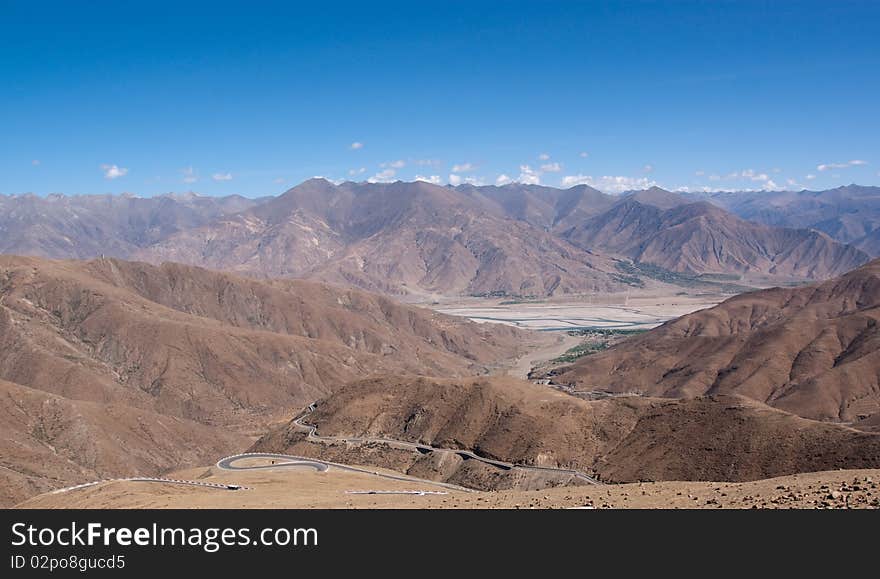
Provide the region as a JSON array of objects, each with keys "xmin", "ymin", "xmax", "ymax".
[
  {"xmin": 2, "ymin": 181, "xmax": 872, "ymax": 297},
  {"xmin": 551, "ymin": 257, "xmax": 880, "ymax": 430}
]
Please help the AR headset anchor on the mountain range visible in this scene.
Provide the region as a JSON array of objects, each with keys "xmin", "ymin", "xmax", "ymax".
[
  {"xmin": 4, "ymin": 253, "xmax": 880, "ymax": 505},
  {"xmin": 694, "ymin": 185, "xmax": 880, "ymax": 256},
  {"xmin": 552, "ymin": 257, "xmax": 880, "ymax": 431},
  {"xmin": 563, "ymin": 198, "xmax": 866, "ymax": 280},
  {"xmin": 254, "ymin": 374, "xmax": 880, "ymax": 486},
  {"xmin": 2, "ymin": 180, "xmax": 872, "ymax": 298},
  {"xmin": 0, "ymin": 191, "xmax": 262, "ymax": 259},
  {"xmin": 0, "ymin": 255, "xmax": 526, "ymax": 505},
  {"xmin": 250, "ymin": 259, "xmax": 880, "ymax": 486}
]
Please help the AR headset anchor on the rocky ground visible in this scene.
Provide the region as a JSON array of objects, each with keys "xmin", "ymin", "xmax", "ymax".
[
  {"xmin": 477, "ymin": 470, "xmax": 880, "ymax": 509},
  {"xmin": 16, "ymin": 465, "xmax": 880, "ymax": 509}
]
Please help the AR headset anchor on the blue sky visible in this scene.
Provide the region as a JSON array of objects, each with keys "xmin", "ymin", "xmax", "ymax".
[{"xmin": 2, "ymin": 0, "xmax": 878, "ymax": 196}]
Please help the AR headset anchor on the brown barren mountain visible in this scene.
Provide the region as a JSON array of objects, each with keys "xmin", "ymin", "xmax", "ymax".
[
  {"xmin": 3, "ymin": 182, "xmax": 871, "ymax": 299},
  {"xmin": 455, "ymin": 183, "xmax": 617, "ymax": 230},
  {"xmin": 552, "ymin": 258, "xmax": 880, "ymax": 430},
  {"xmin": 254, "ymin": 375, "xmax": 880, "ymax": 485},
  {"xmin": 0, "ymin": 255, "xmax": 528, "ymax": 505},
  {"xmin": 697, "ymin": 185, "xmax": 880, "ymax": 256},
  {"xmin": 563, "ymin": 197, "xmax": 869, "ymax": 279},
  {"xmin": 0, "ymin": 192, "xmax": 262, "ymax": 259},
  {"xmin": 136, "ymin": 179, "xmax": 629, "ymax": 298},
  {"xmin": 0, "ymin": 378, "xmax": 245, "ymax": 507}
]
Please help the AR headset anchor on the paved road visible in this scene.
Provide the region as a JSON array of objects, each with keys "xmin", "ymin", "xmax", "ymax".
[
  {"xmin": 216, "ymin": 452, "xmax": 472, "ymax": 492},
  {"xmin": 262, "ymin": 402, "xmax": 602, "ymax": 486},
  {"xmin": 50, "ymin": 477, "xmax": 247, "ymax": 495},
  {"xmin": 217, "ymin": 454, "xmax": 329, "ymax": 472},
  {"xmin": 50, "ymin": 402, "xmax": 600, "ymax": 499}
]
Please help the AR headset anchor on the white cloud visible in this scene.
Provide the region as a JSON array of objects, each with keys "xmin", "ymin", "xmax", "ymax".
[
  {"xmin": 181, "ymin": 166, "xmax": 198, "ymax": 184},
  {"xmin": 579, "ymin": 152, "xmax": 589, "ymax": 158},
  {"xmin": 350, "ymin": 141, "xmax": 364, "ymax": 150},
  {"xmin": 817, "ymin": 159, "xmax": 868, "ymax": 171},
  {"xmin": 695, "ymin": 170, "xmax": 705, "ymax": 176},
  {"xmin": 367, "ymin": 168, "xmax": 396, "ymax": 183},
  {"xmin": 496, "ymin": 174, "xmax": 513, "ymax": 186},
  {"xmin": 560, "ymin": 174, "xmax": 658, "ymax": 193},
  {"xmin": 517, "ymin": 165, "xmax": 541, "ymax": 185},
  {"xmin": 805, "ymin": 174, "xmax": 816, "ymax": 180},
  {"xmin": 540, "ymin": 162, "xmax": 562, "ymax": 173},
  {"xmin": 560, "ymin": 175, "xmax": 590, "ymax": 187},
  {"xmin": 448, "ymin": 174, "xmax": 462, "ymax": 186},
  {"xmin": 715, "ymin": 169, "xmax": 772, "ymax": 182},
  {"xmin": 538, "ymin": 153, "xmax": 550, "ymax": 161},
  {"xmin": 415, "ymin": 159, "xmax": 440, "ymax": 167},
  {"xmin": 211, "ymin": 172, "xmax": 233, "ymax": 182},
  {"xmin": 643, "ymin": 164, "xmax": 654, "ymax": 174},
  {"xmin": 675, "ymin": 186, "xmax": 717, "ymax": 193},
  {"xmin": 381, "ymin": 159, "xmax": 405, "ymax": 169},
  {"xmin": 273, "ymin": 177, "xmax": 285, "ymax": 184},
  {"xmin": 451, "ymin": 162, "xmax": 476, "ymax": 173},
  {"xmin": 31, "ymin": 159, "xmax": 40, "ymax": 166},
  {"xmin": 740, "ymin": 169, "xmax": 769, "ymax": 182},
  {"xmin": 414, "ymin": 175, "xmax": 442, "ymax": 184},
  {"xmin": 348, "ymin": 167, "xmax": 366, "ymax": 176},
  {"xmin": 101, "ymin": 164, "xmax": 128, "ymax": 180}
]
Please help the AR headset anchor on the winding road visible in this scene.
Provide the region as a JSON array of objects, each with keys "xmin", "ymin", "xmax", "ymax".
[
  {"xmin": 50, "ymin": 477, "xmax": 247, "ymax": 495},
  {"xmin": 216, "ymin": 452, "xmax": 471, "ymax": 492},
  {"xmin": 50, "ymin": 402, "xmax": 600, "ymax": 498},
  {"xmin": 235, "ymin": 402, "xmax": 602, "ymax": 486}
]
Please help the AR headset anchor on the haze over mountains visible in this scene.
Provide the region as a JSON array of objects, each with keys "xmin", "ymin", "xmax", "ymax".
[
  {"xmin": 0, "ymin": 192, "xmax": 262, "ymax": 259},
  {"xmin": 1, "ymin": 180, "xmax": 872, "ymax": 298},
  {"xmin": 563, "ymin": 197, "xmax": 866, "ymax": 279},
  {"xmin": 694, "ymin": 185, "xmax": 880, "ymax": 256}
]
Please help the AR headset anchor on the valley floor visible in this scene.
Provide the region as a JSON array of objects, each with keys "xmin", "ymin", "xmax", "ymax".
[
  {"xmin": 432, "ymin": 292, "xmax": 725, "ymax": 331},
  {"xmin": 439, "ymin": 291, "xmax": 727, "ymax": 378}
]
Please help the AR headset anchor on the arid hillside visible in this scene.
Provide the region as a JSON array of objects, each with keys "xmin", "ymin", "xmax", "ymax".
[
  {"xmin": 563, "ymin": 198, "xmax": 869, "ymax": 279},
  {"xmin": 455, "ymin": 182, "xmax": 616, "ymax": 230},
  {"xmin": 0, "ymin": 255, "xmax": 528, "ymax": 505},
  {"xmin": 698, "ymin": 185, "xmax": 880, "ymax": 256},
  {"xmin": 137, "ymin": 180, "xmax": 868, "ymax": 295},
  {"xmin": 136, "ymin": 179, "xmax": 631, "ymax": 298},
  {"xmin": 253, "ymin": 375, "xmax": 880, "ymax": 486},
  {"xmin": 552, "ymin": 258, "xmax": 880, "ymax": 430},
  {"xmin": 1, "ymin": 182, "xmax": 871, "ymax": 299},
  {"xmin": 0, "ymin": 192, "xmax": 262, "ymax": 259},
  {"xmin": 0, "ymin": 378, "xmax": 245, "ymax": 508}
]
